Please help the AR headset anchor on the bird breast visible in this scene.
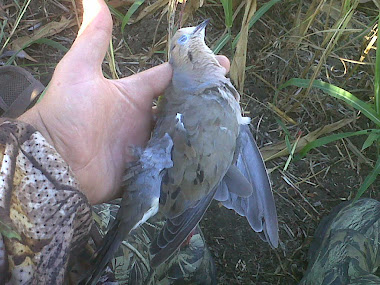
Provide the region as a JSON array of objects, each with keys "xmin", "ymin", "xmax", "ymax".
[{"xmin": 154, "ymin": 83, "xmax": 242, "ymax": 216}]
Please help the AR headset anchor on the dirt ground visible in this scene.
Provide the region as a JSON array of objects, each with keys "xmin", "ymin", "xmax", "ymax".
[{"xmin": 2, "ymin": 0, "xmax": 379, "ymax": 284}]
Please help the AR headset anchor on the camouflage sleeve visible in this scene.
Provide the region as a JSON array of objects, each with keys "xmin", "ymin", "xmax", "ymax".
[
  {"xmin": 300, "ymin": 198, "xmax": 380, "ymax": 285},
  {"xmin": 92, "ymin": 203, "xmax": 215, "ymax": 285},
  {"xmin": 0, "ymin": 120, "xmax": 92, "ymax": 285}
]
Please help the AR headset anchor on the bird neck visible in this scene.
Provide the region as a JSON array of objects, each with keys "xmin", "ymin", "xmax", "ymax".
[{"xmin": 171, "ymin": 63, "xmax": 226, "ymax": 93}]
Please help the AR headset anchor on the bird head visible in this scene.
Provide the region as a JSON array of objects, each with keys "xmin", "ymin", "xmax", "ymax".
[{"xmin": 169, "ymin": 20, "xmax": 224, "ymax": 78}]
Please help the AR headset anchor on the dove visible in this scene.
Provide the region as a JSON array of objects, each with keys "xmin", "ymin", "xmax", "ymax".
[{"xmin": 84, "ymin": 19, "xmax": 278, "ymax": 284}]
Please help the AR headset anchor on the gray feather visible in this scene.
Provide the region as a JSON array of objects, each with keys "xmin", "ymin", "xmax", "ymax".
[
  {"xmin": 214, "ymin": 125, "xmax": 279, "ymax": 248},
  {"xmin": 83, "ymin": 134, "xmax": 173, "ymax": 285}
]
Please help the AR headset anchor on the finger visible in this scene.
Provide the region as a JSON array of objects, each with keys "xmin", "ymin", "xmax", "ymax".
[
  {"xmin": 115, "ymin": 63, "xmax": 173, "ymax": 103},
  {"xmin": 59, "ymin": 0, "xmax": 112, "ymax": 75},
  {"xmin": 216, "ymin": 55, "xmax": 230, "ymax": 74}
]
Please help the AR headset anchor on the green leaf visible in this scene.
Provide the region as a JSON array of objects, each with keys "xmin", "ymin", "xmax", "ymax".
[
  {"xmin": 212, "ymin": 33, "xmax": 231, "ymax": 54},
  {"xmin": 354, "ymin": 154, "xmax": 380, "ymax": 201},
  {"xmin": 275, "ymin": 117, "xmax": 292, "ymax": 137},
  {"xmin": 280, "ymin": 78, "xmax": 380, "ymax": 127},
  {"xmin": 6, "ymin": 38, "xmax": 68, "ymax": 65},
  {"xmin": 220, "ymin": 0, "xmax": 233, "ymax": 28},
  {"xmin": 285, "ymin": 135, "xmax": 292, "ymax": 153},
  {"xmin": 362, "ymin": 132, "xmax": 380, "ymax": 150},
  {"xmin": 107, "ymin": 5, "xmax": 124, "ymax": 22},
  {"xmin": 213, "ymin": 0, "xmax": 280, "ymax": 53},
  {"xmin": 284, "ymin": 136, "xmax": 298, "ymax": 171},
  {"xmin": 0, "ymin": 0, "xmax": 32, "ymax": 55},
  {"xmin": 121, "ymin": 0, "xmax": 146, "ymax": 34},
  {"xmin": 297, "ymin": 130, "xmax": 380, "ymax": 159},
  {"xmin": 0, "ymin": 19, "xmax": 7, "ymax": 44}
]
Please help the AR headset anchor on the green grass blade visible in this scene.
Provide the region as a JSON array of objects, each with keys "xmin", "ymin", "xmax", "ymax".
[
  {"xmin": 354, "ymin": 154, "xmax": 380, "ymax": 201},
  {"xmin": 297, "ymin": 129, "xmax": 380, "ymax": 159},
  {"xmin": 375, "ymin": 15, "xmax": 380, "ymax": 115},
  {"xmin": 107, "ymin": 39, "xmax": 118, "ymax": 79},
  {"xmin": 362, "ymin": 132, "xmax": 380, "ymax": 150},
  {"xmin": 284, "ymin": 136, "xmax": 299, "ymax": 171},
  {"xmin": 212, "ymin": 33, "xmax": 231, "ymax": 54},
  {"xmin": 275, "ymin": 117, "xmax": 292, "ymax": 137},
  {"xmin": 285, "ymin": 135, "xmax": 292, "ymax": 153},
  {"xmin": 107, "ymin": 5, "xmax": 124, "ymax": 22},
  {"xmin": 232, "ymin": 0, "xmax": 281, "ymax": 48},
  {"xmin": 0, "ymin": 19, "xmax": 7, "ymax": 44},
  {"xmin": 220, "ymin": 0, "xmax": 233, "ymax": 28},
  {"xmin": 6, "ymin": 38, "xmax": 68, "ymax": 65},
  {"xmin": 213, "ymin": 0, "xmax": 280, "ymax": 53},
  {"xmin": 0, "ymin": 0, "xmax": 32, "ymax": 55},
  {"xmin": 121, "ymin": 0, "xmax": 146, "ymax": 34},
  {"xmin": 281, "ymin": 78, "xmax": 380, "ymax": 127}
]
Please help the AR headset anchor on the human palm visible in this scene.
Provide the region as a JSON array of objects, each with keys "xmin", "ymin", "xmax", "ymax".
[{"xmin": 19, "ymin": 0, "xmax": 229, "ymax": 204}]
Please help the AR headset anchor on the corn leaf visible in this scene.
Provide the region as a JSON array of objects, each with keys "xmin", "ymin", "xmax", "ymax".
[
  {"xmin": 220, "ymin": 0, "xmax": 233, "ymax": 28},
  {"xmin": 121, "ymin": 0, "xmax": 146, "ymax": 34},
  {"xmin": 297, "ymin": 129, "xmax": 380, "ymax": 159},
  {"xmin": 213, "ymin": 33, "xmax": 231, "ymax": 54},
  {"xmin": 280, "ymin": 78, "xmax": 380, "ymax": 127}
]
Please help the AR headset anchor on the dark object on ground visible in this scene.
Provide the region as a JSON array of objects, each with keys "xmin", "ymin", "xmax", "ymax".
[
  {"xmin": 0, "ymin": 66, "xmax": 44, "ymax": 118},
  {"xmin": 300, "ymin": 198, "xmax": 380, "ymax": 285}
]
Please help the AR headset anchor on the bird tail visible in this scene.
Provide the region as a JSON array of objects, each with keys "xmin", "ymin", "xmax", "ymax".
[
  {"xmin": 149, "ymin": 188, "xmax": 216, "ymax": 268},
  {"xmin": 82, "ymin": 134, "xmax": 174, "ymax": 284},
  {"xmin": 81, "ymin": 219, "xmax": 125, "ymax": 285}
]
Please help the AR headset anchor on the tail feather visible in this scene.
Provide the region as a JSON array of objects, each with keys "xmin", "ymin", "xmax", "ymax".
[
  {"xmin": 82, "ymin": 220, "xmax": 125, "ymax": 285},
  {"xmin": 150, "ymin": 188, "xmax": 217, "ymax": 268}
]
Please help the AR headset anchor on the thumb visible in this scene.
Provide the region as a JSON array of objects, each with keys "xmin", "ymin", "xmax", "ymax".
[
  {"xmin": 115, "ymin": 63, "xmax": 173, "ymax": 104},
  {"xmin": 56, "ymin": 0, "xmax": 112, "ymax": 78}
]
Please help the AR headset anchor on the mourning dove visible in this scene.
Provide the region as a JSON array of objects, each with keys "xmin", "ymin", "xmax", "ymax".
[{"xmin": 84, "ymin": 19, "xmax": 278, "ymax": 284}]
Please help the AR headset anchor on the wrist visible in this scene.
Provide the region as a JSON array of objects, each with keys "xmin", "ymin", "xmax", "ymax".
[{"xmin": 18, "ymin": 106, "xmax": 54, "ymax": 147}]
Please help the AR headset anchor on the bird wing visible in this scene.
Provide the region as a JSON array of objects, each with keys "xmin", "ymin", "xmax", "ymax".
[
  {"xmin": 214, "ymin": 124, "xmax": 279, "ymax": 248},
  {"xmin": 150, "ymin": 187, "xmax": 216, "ymax": 267},
  {"xmin": 150, "ymin": 86, "xmax": 240, "ymax": 266},
  {"xmin": 83, "ymin": 134, "xmax": 174, "ymax": 285}
]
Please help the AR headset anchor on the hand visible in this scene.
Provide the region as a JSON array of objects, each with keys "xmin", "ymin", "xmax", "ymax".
[{"xmin": 19, "ymin": 0, "xmax": 230, "ymax": 205}]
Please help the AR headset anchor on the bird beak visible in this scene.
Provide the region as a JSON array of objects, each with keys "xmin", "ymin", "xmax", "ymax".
[{"xmin": 192, "ymin": 19, "xmax": 210, "ymax": 36}]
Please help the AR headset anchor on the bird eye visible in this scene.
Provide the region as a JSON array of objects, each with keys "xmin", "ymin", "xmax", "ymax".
[{"xmin": 177, "ymin": 34, "xmax": 189, "ymax": 45}]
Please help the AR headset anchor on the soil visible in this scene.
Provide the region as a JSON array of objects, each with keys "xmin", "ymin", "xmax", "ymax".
[{"xmin": 2, "ymin": 0, "xmax": 379, "ymax": 284}]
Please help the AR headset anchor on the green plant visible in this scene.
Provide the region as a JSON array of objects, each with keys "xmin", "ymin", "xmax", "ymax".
[
  {"xmin": 280, "ymin": 15, "xmax": 380, "ymax": 199},
  {"xmin": 213, "ymin": 0, "xmax": 281, "ymax": 54}
]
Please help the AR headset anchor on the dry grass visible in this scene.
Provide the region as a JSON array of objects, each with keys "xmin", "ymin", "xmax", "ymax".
[{"xmin": 1, "ymin": 0, "xmax": 379, "ymax": 283}]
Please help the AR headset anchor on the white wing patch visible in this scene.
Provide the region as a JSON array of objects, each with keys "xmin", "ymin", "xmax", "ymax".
[
  {"xmin": 132, "ymin": 197, "xmax": 159, "ymax": 230},
  {"xmin": 240, "ymin": 117, "xmax": 251, "ymax": 125},
  {"xmin": 175, "ymin": 113, "xmax": 185, "ymax": 129}
]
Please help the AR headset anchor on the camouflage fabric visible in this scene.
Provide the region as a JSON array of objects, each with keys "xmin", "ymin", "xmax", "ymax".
[
  {"xmin": 0, "ymin": 119, "xmax": 215, "ymax": 284},
  {"xmin": 91, "ymin": 202, "xmax": 216, "ymax": 285},
  {"xmin": 300, "ymin": 198, "xmax": 380, "ymax": 285},
  {"xmin": 0, "ymin": 120, "xmax": 92, "ymax": 285}
]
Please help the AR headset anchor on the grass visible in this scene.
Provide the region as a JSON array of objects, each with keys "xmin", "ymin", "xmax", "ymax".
[
  {"xmin": 280, "ymin": 16, "xmax": 380, "ymax": 199},
  {"xmin": 1, "ymin": 0, "xmax": 379, "ymax": 283}
]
